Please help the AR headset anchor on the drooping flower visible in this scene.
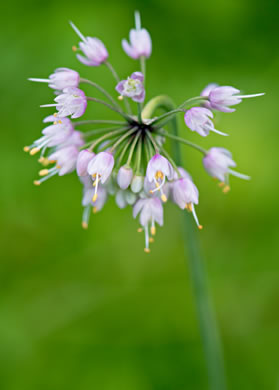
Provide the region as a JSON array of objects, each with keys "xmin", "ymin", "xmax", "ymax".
[
  {"xmin": 200, "ymin": 83, "xmax": 218, "ymax": 98},
  {"xmin": 29, "ymin": 68, "xmax": 80, "ymax": 90},
  {"xmin": 122, "ymin": 28, "xmax": 152, "ymax": 59},
  {"xmin": 25, "ymin": 115, "xmax": 74, "ymax": 156},
  {"xmin": 172, "ymin": 177, "xmax": 202, "ymax": 229},
  {"xmin": 117, "ymin": 165, "xmax": 133, "ymax": 189},
  {"xmin": 115, "ymin": 72, "xmax": 145, "ymax": 102},
  {"xmin": 184, "ymin": 107, "xmax": 228, "ymax": 137},
  {"xmin": 133, "ymin": 197, "xmax": 164, "ymax": 253},
  {"xmin": 80, "ymin": 175, "xmax": 108, "ymax": 228},
  {"xmin": 146, "ymin": 154, "xmax": 173, "ymax": 201},
  {"xmin": 207, "ymin": 86, "xmax": 265, "ymax": 113},
  {"xmin": 48, "ymin": 145, "xmax": 80, "ymax": 176},
  {"xmin": 87, "ymin": 152, "xmax": 114, "ymax": 201},
  {"xmin": 131, "ymin": 174, "xmax": 144, "ymax": 193},
  {"xmin": 76, "ymin": 150, "xmax": 95, "ymax": 176},
  {"xmin": 70, "ymin": 22, "xmax": 108, "ymax": 66},
  {"xmin": 41, "ymin": 88, "xmax": 87, "ymax": 119},
  {"xmin": 203, "ymin": 147, "xmax": 250, "ymax": 192}
]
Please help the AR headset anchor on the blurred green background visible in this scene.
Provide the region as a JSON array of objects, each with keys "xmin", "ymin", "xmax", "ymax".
[{"xmin": 1, "ymin": 0, "xmax": 279, "ymax": 389}]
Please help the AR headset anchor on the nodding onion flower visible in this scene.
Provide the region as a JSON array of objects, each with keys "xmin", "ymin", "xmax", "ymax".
[{"xmin": 25, "ymin": 11, "xmax": 264, "ymax": 252}]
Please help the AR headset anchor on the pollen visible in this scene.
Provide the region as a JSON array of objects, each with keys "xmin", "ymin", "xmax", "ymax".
[
  {"xmin": 155, "ymin": 170, "xmax": 164, "ymax": 180},
  {"xmin": 218, "ymin": 182, "xmax": 225, "ymax": 187},
  {"xmin": 137, "ymin": 228, "xmax": 143, "ymax": 233},
  {"xmin": 149, "ymin": 237, "xmax": 154, "ymax": 243},
  {"xmin": 33, "ymin": 180, "xmax": 41, "ymax": 186},
  {"xmin": 92, "ymin": 193, "xmax": 98, "ymax": 202},
  {"xmin": 23, "ymin": 146, "xmax": 30, "ymax": 152},
  {"xmin": 187, "ymin": 203, "xmax": 193, "ymax": 212},
  {"xmin": 30, "ymin": 147, "xmax": 40, "ymax": 156},
  {"xmin": 223, "ymin": 185, "xmax": 230, "ymax": 193},
  {"xmin": 82, "ymin": 221, "xmax": 88, "ymax": 229},
  {"xmin": 198, "ymin": 225, "xmax": 203, "ymax": 230},
  {"xmin": 144, "ymin": 248, "xmax": 151, "ymax": 253},
  {"xmin": 151, "ymin": 226, "xmax": 156, "ymax": 236},
  {"xmin": 39, "ymin": 169, "xmax": 49, "ymax": 176},
  {"xmin": 72, "ymin": 45, "xmax": 77, "ymax": 52},
  {"xmin": 161, "ymin": 194, "xmax": 167, "ymax": 202},
  {"xmin": 118, "ymin": 95, "xmax": 124, "ymax": 101}
]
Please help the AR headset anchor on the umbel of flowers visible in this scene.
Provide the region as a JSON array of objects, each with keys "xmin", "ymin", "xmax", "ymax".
[{"xmin": 26, "ymin": 12, "xmax": 264, "ymax": 253}]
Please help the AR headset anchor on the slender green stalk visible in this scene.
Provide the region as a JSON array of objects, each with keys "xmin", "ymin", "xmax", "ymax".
[
  {"xmin": 80, "ymin": 78, "xmax": 121, "ymax": 109},
  {"xmin": 115, "ymin": 137, "xmax": 134, "ymax": 168},
  {"xmin": 86, "ymin": 97, "xmax": 131, "ymax": 121},
  {"xmin": 134, "ymin": 134, "xmax": 143, "ymax": 173},
  {"xmin": 83, "ymin": 126, "xmax": 129, "ymax": 138},
  {"xmin": 126, "ymin": 131, "xmax": 141, "ymax": 166},
  {"xmin": 87, "ymin": 127, "xmax": 129, "ymax": 151},
  {"xmin": 137, "ymin": 103, "xmax": 142, "ymax": 123},
  {"xmin": 110, "ymin": 128, "xmax": 137, "ymax": 152},
  {"xmin": 156, "ymin": 130, "xmax": 207, "ymax": 154},
  {"xmin": 74, "ymin": 120, "xmax": 128, "ymax": 126},
  {"xmin": 104, "ymin": 61, "xmax": 132, "ymax": 115},
  {"xmin": 143, "ymin": 95, "xmax": 227, "ymax": 390},
  {"xmin": 140, "ymin": 56, "xmax": 146, "ymax": 83}
]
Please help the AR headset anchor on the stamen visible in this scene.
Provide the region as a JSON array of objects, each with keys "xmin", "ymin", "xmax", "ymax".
[
  {"xmin": 218, "ymin": 182, "xmax": 225, "ymax": 187},
  {"xmin": 33, "ymin": 180, "xmax": 41, "ymax": 186},
  {"xmin": 82, "ymin": 221, "xmax": 88, "ymax": 229},
  {"xmin": 222, "ymin": 185, "xmax": 230, "ymax": 194},
  {"xmin": 28, "ymin": 78, "xmax": 50, "ymax": 83},
  {"xmin": 149, "ymin": 237, "xmax": 154, "ymax": 243},
  {"xmin": 151, "ymin": 219, "xmax": 156, "ymax": 236},
  {"xmin": 151, "ymin": 175, "xmax": 165, "ymax": 193},
  {"xmin": 33, "ymin": 168, "xmax": 59, "ymax": 185},
  {"xmin": 144, "ymin": 225, "xmax": 150, "ymax": 253},
  {"xmin": 93, "ymin": 207, "xmax": 97, "ymax": 214},
  {"xmin": 137, "ymin": 227, "xmax": 143, "ymax": 233},
  {"xmin": 92, "ymin": 174, "xmax": 99, "ymax": 202},
  {"xmin": 161, "ymin": 193, "xmax": 167, "ymax": 202},
  {"xmin": 118, "ymin": 95, "xmax": 124, "ymax": 101},
  {"xmin": 72, "ymin": 45, "xmax": 78, "ymax": 52},
  {"xmin": 39, "ymin": 169, "xmax": 49, "ymax": 176},
  {"xmin": 82, "ymin": 205, "xmax": 91, "ymax": 229},
  {"xmin": 69, "ymin": 21, "xmax": 87, "ymax": 42},
  {"xmin": 30, "ymin": 147, "xmax": 40, "ymax": 156},
  {"xmin": 192, "ymin": 204, "xmax": 203, "ymax": 230},
  {"xmin": 23, "ymin": 146, "xmax": 30, "ymax": 152}
]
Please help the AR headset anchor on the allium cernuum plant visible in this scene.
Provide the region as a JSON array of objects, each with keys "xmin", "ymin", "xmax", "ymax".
[{"xmin": 26, "ymin": 12, "xmax": 264, "ymax": 253}]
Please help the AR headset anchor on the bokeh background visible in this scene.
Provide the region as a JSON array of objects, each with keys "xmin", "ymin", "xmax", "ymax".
[{"xmin": 1, "ymin": 0, "xmax": 279, "ymax": 389}]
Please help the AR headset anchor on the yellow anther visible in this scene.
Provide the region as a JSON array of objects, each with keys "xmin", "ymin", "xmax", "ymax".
[
  {"xmin": 53, "ymin": 113, "xmax": 57, "ymax": 117},
  {"xmin": 33, "ymin": 180, "xmax": 41, "ymax": 186},
  {"xmin": 223, "ymin": 185, "xmax": 230, "ymax": 194},
  {"xmin": 30, "ymin": 147, "xmax": 39, "ymax": 156},
  {"xmin": 187, "ymin": 203, "xmax": 193, "ymax": 212},
  {"xmin": 23, "ymin": 146, "xmax": 30, "ymax": 152},
  {"xmin": 92, "ymin": 193, "xmax": 98, "ymax": 202},
  {"xmin": 54, "ymin": 121, "xmax": 57, "ymax": 125},
  {"xmin": 39, "ymin": 169, "xmax": 49, "ymax": 176},
  {"xmin": 38, "ymin": 157, "xmax": 50, "ymax": 166},
  {"xmin": 155, "ymin": 170, "xmax": 164, "ymax": 180},
  {"xmin": 72, "ymin": 45, "xmax": 77, "ymax": 52},
  {"xmin": 144, "ymin": 248, "xmax": 151, "ymax": 253},
  {"xmin": 198, "ymin": 225, "xmax": 203, "ymax": 230},
  {"xmin": 151, "ymin": 226, "xmax": 156, "ymax": 236},
  {"xmin": 56, "ymin": 165, "xmax": 61, "ymax": 169},
  {"xmin": 137, "ymin": 228, "xmax": 143, "ymax": 233},
  {"xmin": 93, "ymin": 207, "xmax": 97, "ymax": 214},
  {"xmin": 161, "ymin": 194, "xmax": 167, "ymax": 203},
  {"xmin": 149, "ymin": 237, "xmax": 154, "ymax": 243},
  {"xmin": 93, "ymin": 181, "xmax": 97, "ymax": 187},
  {"xmin": 82, "ymin": 221, "xmax": 88, "ymax": 229},
  {"xmin": 118, "ymin": 95, "xmax": 124, "ymax": 101},
  {"xmin": 218, "ymin": 182, "xmax": 225, "ymax": 188},
  {"xmin": 184, "ymin": 204, "xmax": 189, "ymax": 210},
  {"xmin": 155, "ymin": 182, "xmax": 160, "ymax": 188}
]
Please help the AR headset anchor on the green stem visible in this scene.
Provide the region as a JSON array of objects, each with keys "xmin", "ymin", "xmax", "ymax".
[
  {"xmin": 137, "ymin": 103, "xmax": 142, "ymax": 123},
  {"xmin": 74, "ymin": 120, "xmax": 128, "ymax": 126},
  {"xmin": 115, "ymin": 137, "xmax": 134, "ymax": 168},
  {"xmin": 126, "ymin": 131, "xmax": 141, "ymax": 166},
  {"xmin": 104, "ymin": 61, "xmax": 132, "ymax": 115},
  {"xmin": 83, "ymin": 126, "xmax": 128, "ymax": 138},
  {"xmin": 156, "ymin": 130, "xmax": 207, "ymax": 154},
  {"xmin": 110, "ymin": 128, "xmax": 137, "ymax": 152},
  {"xmin": 87, "ymin": 127, "xmax": 129, "ymax": 151},
  {"xmin": 80, "ymin": 78, "xmax": 122, "ymax": 110},
  {"xmin": 86, "ymin": 97, "xmax": 131, "ymax": 121},
  {"xmin": 135, "ymin": 133, "xmax": 143, "ymax": 173},
  {"xmin": 143, "ymin": 95, "xmax": 227, "ymax": 390}
]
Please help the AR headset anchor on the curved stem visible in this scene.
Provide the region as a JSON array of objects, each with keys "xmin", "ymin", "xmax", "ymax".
[
  {"xmin": 143, "ymin": 95, "xmax": 227, "ymax": 390},
  {"xmin": 74, "ymin": 119, "xmax": 128, "ymax": 126},
  {"xmin": 87, "ymin": 127, "xmax": 129, "ymax": 151},
  {"xmin": 156, "ymin": 130, "xmax": 207, "ymax": 155},
  {"xmin": 86, "ymin": 97, "xmax": 131, "ymax": 121},
  {"xmin": 80, "ymin": 78, "xmax": 123, "ymax": 111},
  {"xmin": 126, "ymin": 131, "xmax": 141, "ymax": 166},
  {"xmin": 83, "ymin": 126, "xmax": 126, "ymax": 138},
  {"xmin": 110, "ymin": 128, "xmax": 137, "ymax": 152}
]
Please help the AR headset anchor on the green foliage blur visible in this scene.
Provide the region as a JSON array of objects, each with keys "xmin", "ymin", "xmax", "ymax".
[{"xmin": 1, "ymin": 0, "xmax": 279, "ymax": 388}]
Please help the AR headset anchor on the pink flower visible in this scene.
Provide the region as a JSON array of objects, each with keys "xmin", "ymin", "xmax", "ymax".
[
  {"xmin": 203, "ymin": 148, "xmax": 250, "ymax": 191},
  {"xmin": 184, "ymin": 107, "xmax": 228, "ymax": 137},
  {"xmin": 172, "ymin": 177, "xmax": 202, "ymax": 229},
  {"xmin": 122, "ymin": 28, "xmax": 152, "ymax": 59},
  {"xmin": 133, "ymin": 197, "xmax": 163, "ymax": 253},
  {"xmin": 76, "ymin": 150, "xmax": 95, "ymax": 176},
  {"xmin": 49, "ymin": 145, "xmax": 80, "ymax": 176},
  {"xmin": 70, "ymin": 22, "xmax": 108, "ymax": 66},
  {"xmin": 208, "ymin": 86, "xmax": 265, "ymax": 113},
  {"xmin": 146, "ymin": 153, "xmax": 173, "ymax": 201},
  {"xmin": 29, "ymin": 68, "xmax": 80, "ymax": 90},
  {"xmin": 115, "ymin": 72, "xmax": 145, "ymax": 103},
  {"xmin": 41, "ymin": 88, "xmax": 87, "ymax": 119},
  {"xmin": 87, "ymin": 152, "xmax": 114, "ymax": 202},
  {"xmin": 117, "ymin": 165, "xmax": 133, "ymax": 189}
]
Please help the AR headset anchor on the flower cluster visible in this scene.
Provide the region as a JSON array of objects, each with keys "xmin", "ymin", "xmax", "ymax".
[{"xmin": 26, "ymin": 12, "xmax": 264, "ymax": 252}]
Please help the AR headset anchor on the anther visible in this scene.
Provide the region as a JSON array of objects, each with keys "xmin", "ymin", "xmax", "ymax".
[
  {"xmin": 23, "ymin": 146, "xmax": 30, "ymax": 152},
  {"xmin": 39, "ymin": 169, "xmax": 49, "ymax": 176},
  {"xmin": 151, "ymin": 226, "xmax": 156, "ymax": 236},
  {"xmin": 218, "ymin": 182, "xmax": 225, "ymax": 187},
  {"xmin": 53, "ymin": 113, "xmax": 57, "ymax": 117},
  {"xmin": 223, "ymin": 185, "xmax": 230, "ymax": 193},
  {"xmin": 93, "ymin": 207, "xmax": 97, "ymax": 214},
  {"xmin": 198, "ymin": 225, "xmax": 203, "ymax": 230},
  {"xmin": 118, "ymin": 95, "xmax": 124, "ymax": 101},
  {"xmin": 33, "ymin": 180, "xmax": 41, "ymax": 186},
  {"xmin": 161, "ymin": 194, "xmax": 167, "ymax": 203},
  {"xmin": 92, "ymin": 194, "xmax": 98, "ymax": 202},
  {"xmin": 82, "ymin": 221, "xmax": 88, "ymax": 229},
  {"xmin": 30, "ymin": 147, "xmax": 40, "ymax": 156},
  {"xmin": 137, "ymin": 228, "xmax": 143, "ymax": 233},
  {"xmin": 72, "ymin": 45, "xmax": 77, "ymax": 52},
  {"xmin": 149, "ymin": 237, "xmax": 154, "ymax": 243},
  {"xmin": 144, "ymin": 248, "xmax": 151, "ymax": 253}
]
